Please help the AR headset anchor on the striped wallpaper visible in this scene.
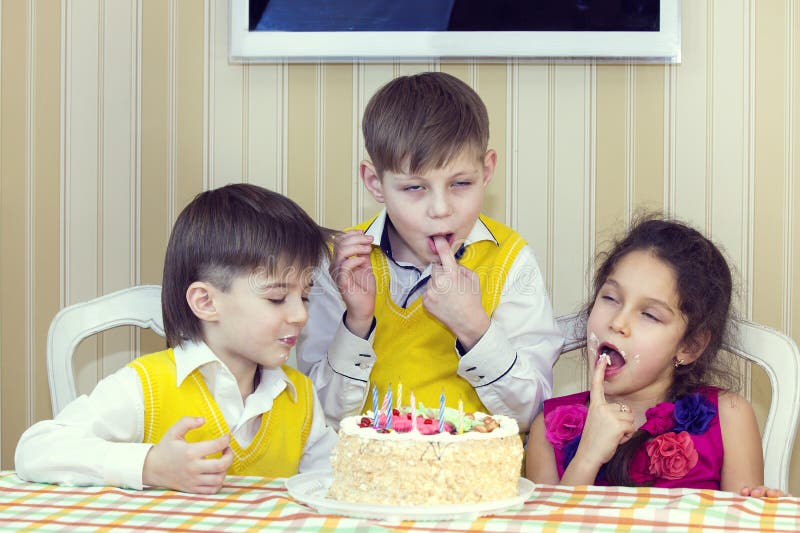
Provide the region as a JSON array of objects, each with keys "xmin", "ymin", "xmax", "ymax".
[{"xmin": 1, "ymin": 0, "xmax": 798, "ymax": 493}]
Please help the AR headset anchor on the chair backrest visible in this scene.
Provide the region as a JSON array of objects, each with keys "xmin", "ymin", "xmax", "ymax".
[
  {"xmin": 47, "ymin": 285, "xmax": 165, "ymax": 415},
  {"xmin": 555, "ymin": 312, "xmax": 800, "ymax": 491}
]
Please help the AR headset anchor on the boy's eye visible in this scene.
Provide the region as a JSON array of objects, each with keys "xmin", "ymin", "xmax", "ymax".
[
  {"xmin": 453, "ymin": 181, "xmax": 472, "ymax": 187},
  {"xmin": 403, "ymin": 185, "xmax": 423, "ymax": 192}
]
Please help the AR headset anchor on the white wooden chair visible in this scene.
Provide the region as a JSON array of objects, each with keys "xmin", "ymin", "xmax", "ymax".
[
  {"xmin": 47, "ymin": 285, "xmax": 165, "ymax": 415},
  {"xmin": 556, "ymin": 312, "xmax": 800, "ymax": 491}
]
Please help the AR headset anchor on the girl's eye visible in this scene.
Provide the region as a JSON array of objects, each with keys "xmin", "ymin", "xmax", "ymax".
[
  {"xmin": 643, "ymin": 312, "xmax": 660, "ymax": 323},
  {"xmin": 301, "ymin": 296, "xmax": 310, "ymax": 304},
  {"xmin": 268, "ymin": 298, "xmax": 286, "ymax": 304},
  {"xmin": 601, "ymin": 294, "xmax": 617, "ymax": 303}
]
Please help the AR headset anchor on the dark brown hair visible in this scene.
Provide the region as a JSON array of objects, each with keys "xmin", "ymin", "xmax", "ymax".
[
  {"xmin": 161, "ymin": 183, "xmax": 329, "ymax": 348},
  {"xmin": 585, "ymin": 215, "xmax": 739, "ymax": 485},
  {"xmin": 362, "ymin": 71, "xmax": 489, "ymax": 177}
]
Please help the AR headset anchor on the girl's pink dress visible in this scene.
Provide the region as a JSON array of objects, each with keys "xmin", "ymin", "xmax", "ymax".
[{"xmin": 542, "ymin": 387, "xmax": 723, "ymax": 489}]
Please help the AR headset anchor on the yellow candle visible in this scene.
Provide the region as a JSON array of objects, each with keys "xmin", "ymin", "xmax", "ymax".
[{"xmin": 396, "ymin": 382, "xmax": 402, "ymax": 410}]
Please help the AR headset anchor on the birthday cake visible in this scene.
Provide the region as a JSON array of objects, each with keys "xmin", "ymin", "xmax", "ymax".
[{"xmin": 328, "ymin": 407, "xmax": 524, "ymax": 505}]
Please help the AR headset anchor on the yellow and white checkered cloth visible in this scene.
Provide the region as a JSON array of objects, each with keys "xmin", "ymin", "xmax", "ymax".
[{"xmin": 0, "ymin": 471, "xmax": 797, "ymax": 532}]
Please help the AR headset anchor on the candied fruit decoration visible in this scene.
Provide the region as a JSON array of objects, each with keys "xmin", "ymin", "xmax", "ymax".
[
  {"xmin": 392, "ymin": 408, "xmax": 400, "ymax": 416},
  {"xmin": 358, "ymin": 417, "xmax": 371, "ymax": 428},
  {"xmin": 423, "ymin": 418, "xmax": 433, "ymax": 424}
]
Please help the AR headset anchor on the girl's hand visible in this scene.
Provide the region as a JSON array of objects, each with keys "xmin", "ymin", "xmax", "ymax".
[
  {"xmin": 739, "ymin": 485, "xmax": 789, "ymax": 498},
  {"xmin": 422, "ymin": 236, "xmax": 489, "ymax": 351},
  {"xmin": 569, "ymin": 358, "xmax": 636, "ymax": 472},
  {"xmin": 330, "ymin": 230, "xmax": 376, "ymax": 338}
]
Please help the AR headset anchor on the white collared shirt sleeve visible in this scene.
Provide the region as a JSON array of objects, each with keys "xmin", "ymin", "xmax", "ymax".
[
  {"xmin": 456, "ymin": 245, "xmax": 563, "ymax": 432},
  {"xmin": 14, "ymin": 366, "xmax": 151, "ymax": 489},
  {"xmin": 298, "ymin": 387, "xmax": 338, "ymax": 472},
  {"xmin": 297, "ymin": 261, "xmax": 374, "ymax": 428}
]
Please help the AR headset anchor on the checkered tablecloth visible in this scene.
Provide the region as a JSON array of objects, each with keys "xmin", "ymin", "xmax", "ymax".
[{"xmin": 0, "ymin": 471, "xmax": 797, "ymax": 532}]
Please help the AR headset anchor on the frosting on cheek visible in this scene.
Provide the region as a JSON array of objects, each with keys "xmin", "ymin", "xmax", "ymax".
[
  {"xmin": 632, "ymin": 353, "xmax": 641, "ymax": 365},
  {"xmin": 588, "ymin": 331, "xmax": 600, "ymax": 357}
]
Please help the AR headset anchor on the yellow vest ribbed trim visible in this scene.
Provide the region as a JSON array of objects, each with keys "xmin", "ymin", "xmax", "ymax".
[
  {"xmin": 129, "ymin": 350, "xmax": 312, "ymax": 477},
  {"xmin": 352, "ymin": 214, "xmax": 526, "ymax": 414}
]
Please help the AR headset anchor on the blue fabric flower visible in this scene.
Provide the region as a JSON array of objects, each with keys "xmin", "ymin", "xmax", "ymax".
[
  {"xmin": 673, "ymin": 393, "xmax": 716, "ymax": 434},
  {"xmin": 563, "ymin": 435, "xmax": 581, "ymax": 468}
]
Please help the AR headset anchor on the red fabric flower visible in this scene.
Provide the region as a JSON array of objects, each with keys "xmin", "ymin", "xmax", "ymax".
[
  {"xmin": 641, "ymin": 402, "xmax": 675, "ymax": 435},
  {"xmin": 645, "ymin": 431, "xmax": 698, "ymax": 480},
  {"xmin": 544, "ymin": 405, "xmax": 588, "ymax": 449}
]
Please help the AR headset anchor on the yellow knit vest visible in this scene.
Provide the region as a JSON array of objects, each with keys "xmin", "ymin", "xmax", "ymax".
[
  {"xmin": 129, "ymin": 350, "xmax": 312, "ymax": 477},
  {"xmin": 353, "ymin": 214, "xmax": 526, "ymax": 414}
]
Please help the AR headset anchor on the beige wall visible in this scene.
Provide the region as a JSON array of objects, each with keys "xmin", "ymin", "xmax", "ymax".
[{"xmin": 1, "ymin": 1, "xmax": 798, "ymax": 492}]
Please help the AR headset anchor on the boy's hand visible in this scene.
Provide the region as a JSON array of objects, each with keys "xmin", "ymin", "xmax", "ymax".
[
  {"xmin": 422, "ymin": 236, "xmax": 489, "ymax": 350},
  {"xmin": 570, "ymin": 358, "xmax": 635, "ymax": 471},
  {"xmin": 331, "ymin": 230, "xmax": 376, "ymax": 338},
  {"xmin": 142, "ymin": 416, "xmax": 234, "ymax": 494}
]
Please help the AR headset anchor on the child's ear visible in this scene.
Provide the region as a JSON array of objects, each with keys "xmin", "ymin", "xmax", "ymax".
[
  {"xmin": 360, "ymin": 160, "xmax": 384, "ymax": 203},
  {"xmin": 481, "ymin": 149, "xmax": 497, "ymax": 186},
  {"xmin": 677, "ymin": 330, "xmax": 711, "ymax": 364},
  {"xmin": 186, "ymin": 281, "xmax": 219, "ymax": 323}
]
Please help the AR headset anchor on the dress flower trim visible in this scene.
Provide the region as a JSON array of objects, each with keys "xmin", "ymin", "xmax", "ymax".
[{"xmin": 545, "ymin": 393, "xmax": 716, "ymax": 481}]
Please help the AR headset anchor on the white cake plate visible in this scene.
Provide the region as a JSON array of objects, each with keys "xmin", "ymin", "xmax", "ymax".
[{"xmin": 285, "ymin": 470, "xmax": 535, "ymax": 522}]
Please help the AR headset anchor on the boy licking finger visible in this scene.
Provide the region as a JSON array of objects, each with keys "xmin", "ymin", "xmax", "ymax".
[{"xmin": 297, "ymin": 72, "xmax": 563, "ymax": 431}]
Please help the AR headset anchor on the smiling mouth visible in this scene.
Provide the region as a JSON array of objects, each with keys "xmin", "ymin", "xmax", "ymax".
[{"xmin": 280, "ymin": 336, "xmax": 297, "ymax": 347}]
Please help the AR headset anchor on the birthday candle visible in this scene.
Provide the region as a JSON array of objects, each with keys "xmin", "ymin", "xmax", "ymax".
[
  {"xmin": 438, "ymin": 389, "xmax": 446, "ymax": 433},
  {"xmin": 380, "ymin": 389, "xmax": 389, "ymax": 412},
  {"xmin": 372, "ymin": 385, "xmax": 379, "ymax": 428},
  {"xmin": 385, "ymin": 388, "xmax": 393, "ymax": 429},
  {"xmin": 410, "ymin": 390, "xmax": 417, "ymax": 433},
  {"xmin": 457, "ymin": 397, "xmax": 464, "ymax": 434},
  {"xmin": 396, "ymin": 382, "xmax": 402, "ymax": 410}
]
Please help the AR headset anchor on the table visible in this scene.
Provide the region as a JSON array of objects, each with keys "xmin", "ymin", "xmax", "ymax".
[{"xmin": 0, "ymin": 471, "xmax": 797, "ymax": 532}]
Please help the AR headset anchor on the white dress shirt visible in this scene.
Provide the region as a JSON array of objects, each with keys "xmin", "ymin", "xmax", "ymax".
[
  {"xmin": 15, "ymin": 341, "xmax": 336, "ymax": 489},
  {"xmin": 296, "ymin": 210, "xmax": 564, "ymax": 432}
]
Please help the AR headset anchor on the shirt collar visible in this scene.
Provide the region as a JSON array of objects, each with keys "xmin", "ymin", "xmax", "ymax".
[
  {"xmin": 172, "ymin": 340, "xmax": 298, "ymax": 401},
  {"xmin": 364, "ymin": 209, "xmax": 498, "ymax": 265}
]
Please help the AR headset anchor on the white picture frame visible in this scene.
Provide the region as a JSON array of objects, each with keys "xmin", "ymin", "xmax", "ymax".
[{"xmin": 230, "ymin": 1, "xmax": 680, "ymax": 63}]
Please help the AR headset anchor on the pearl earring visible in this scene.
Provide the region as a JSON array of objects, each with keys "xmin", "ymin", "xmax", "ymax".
[{"xmin": 674, "ymin": 358, "xmax": 685, "ymax": 368}]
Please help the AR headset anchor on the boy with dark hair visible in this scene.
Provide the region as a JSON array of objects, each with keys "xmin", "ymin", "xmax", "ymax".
[
  {"xmin": 16, "ymin": 184, "xmax": 336, "ymax": 493},
  {"xmin": 297, "ymin": 72, "xmax": 563, "ymax": 431}
]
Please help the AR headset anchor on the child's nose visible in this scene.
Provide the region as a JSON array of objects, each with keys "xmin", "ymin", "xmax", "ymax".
[
  {"xmin": 610, "ymin": 311, "xmax": 630, "ymax": 335},
  {"xmin": 287, "ymin": 297, "xmax": 309, "ymax": 325},
  {"xmin": 427, "ymin": 193, "xmax": 452, "ymax": 218}
]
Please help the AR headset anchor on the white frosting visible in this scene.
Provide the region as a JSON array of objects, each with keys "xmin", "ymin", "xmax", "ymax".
[{"xmin": 329, "ymin": 412, "xmax": 524, "ymax": 505}]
